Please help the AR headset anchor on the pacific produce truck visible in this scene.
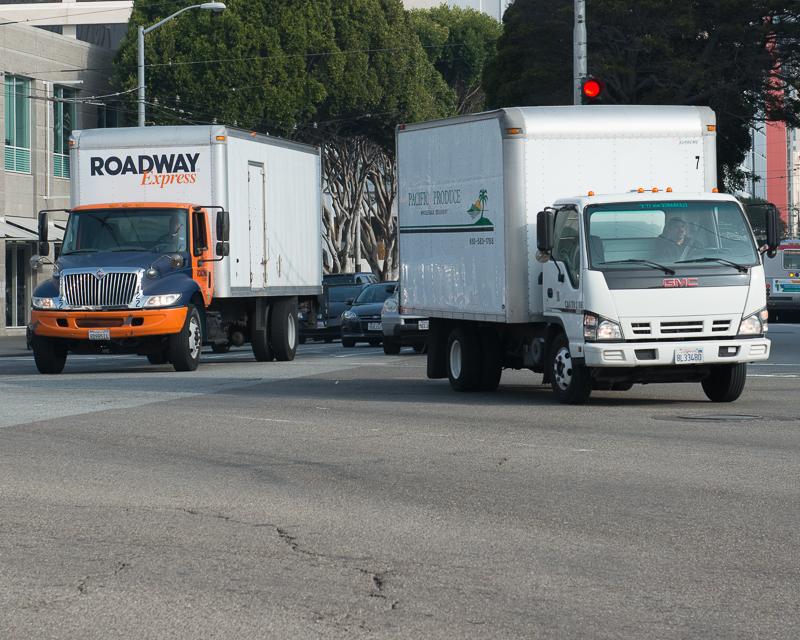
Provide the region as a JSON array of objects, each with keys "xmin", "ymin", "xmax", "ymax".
[
  {"xmin": 29, "ymin": 125, "xmax": 322, "ymax": 373},
  {"xmin": 764, "ymin": 239, "xmax": 800, "ymax": 321},
  {"xmin": 397, "ymin": 106, "xmax": 780, "ymax": 403}
]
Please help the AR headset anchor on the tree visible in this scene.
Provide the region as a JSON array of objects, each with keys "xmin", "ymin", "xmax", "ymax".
[
  {"xmin": 484, "ymin": 0, "xmax": 800, "ymax": 190},
  {"xmin": 113, "ymin": 0, "xmax": 453, "ymax": 276},
  {"xmin": 410, "ymin": 6, "xmax": 503, "ymax": 114}
]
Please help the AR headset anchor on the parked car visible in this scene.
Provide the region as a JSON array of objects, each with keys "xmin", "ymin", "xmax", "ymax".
[
  {"xmin": 381, "ymin": 291, "xmax": 428, "ymax": 354},
  {"xmin": 323, "ymin": 272, "xmax": 378, "ymax": 286},
  {"xmin": 340, "ymin": 282, "xmax": 397, "ymax": 347},
  {"xmin": 299, "ymin": 283, "xmax": 366, "ymax": 343}
]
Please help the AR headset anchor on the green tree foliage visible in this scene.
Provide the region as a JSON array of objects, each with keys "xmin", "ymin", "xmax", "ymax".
[
  {"xmin": 484, "ymin": 0, "xmax": 800, "ymax": 190},
  {"xmin": 410, "ymin": 6, "xmax": 503, "ymax": 114},
  {"xmin": 113, "ymin": 0, "xmax": 452, "ymax": 146}
]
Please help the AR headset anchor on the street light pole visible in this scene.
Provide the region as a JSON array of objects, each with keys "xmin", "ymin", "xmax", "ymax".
[
  {"xmin": 573, "ymin": 0, "xmax": 587, "ymax": 105},
  {"xmin": 137, "ymin": 2, "xmax": 226, "ymax": 127}
]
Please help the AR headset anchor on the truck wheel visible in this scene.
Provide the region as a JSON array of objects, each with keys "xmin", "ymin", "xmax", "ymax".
[
  {"xmin": 342, "ymin": 338, "xmax": 355, "ymax": 348},
  {"xmin": 447, "ymin": 326, "xmax": 481, "ymax": 391},
  {"xmin": 168, "ymin": 305, "xmax": 202, "ymax": 372},
  {"xmin": 32, "ymin": 335, "xmax": 67, "ymax": 375},
  {"xmin": 251, "ymin": 304, "xmax": 274, "ymax": 362},
  {"xmin": 478, "ymin": 329, "xmax": 502, "ymax": 391},
  {"xmin": 383, "ymin": 339, "xmax": 401, "ymax": 355},
  {"xmin": 270, "ymin": 298, "xmax": 298, "ymax": 361},
  {"xmin": 702, "ymin": 364, "xmax": 747, "ymax": 402},
  {"xmin": 549, "ymin": 333, "xmax": 592, "ymax": 404}
]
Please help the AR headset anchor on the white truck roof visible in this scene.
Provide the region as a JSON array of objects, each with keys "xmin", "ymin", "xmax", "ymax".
[{"xmin": 554, "ymin": 191, "xmax": 739, "ymax": 209}]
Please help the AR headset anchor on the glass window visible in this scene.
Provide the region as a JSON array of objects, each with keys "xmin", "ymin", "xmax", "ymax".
[
  {"xmin": 53, "ymin": 86, "xmax": 76, "ymax": 178},
  {"xmin": 553, "ymin": 208, "xmax": 581, "ymax": 287},
  {"xmin": 587, "ymin": 201, "xmax": 759, "ymax": 270},
  {"xmin": 4, "ymin": 76, "xmax": 31, "ymax": 173},
  {"xmin": 62, "ymin": 208, "xmax": 189, "ymax": 254},
  {"xmin": 783, "ymin": 250, "xmax": 800, "ymax": 271},
  {"xmin": 5, "ymin": 242, "xmax": 33, "ymax": 327},
  {"xmin": 353, "ymin": 283, "xmax": 396, "ymax": 305}
]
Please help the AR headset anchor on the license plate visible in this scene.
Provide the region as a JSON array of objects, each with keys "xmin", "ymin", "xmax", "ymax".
[
  {"xmin": 675, "ymin": 347, "xmax": 704, "ymax": 364},
  {"xmin": 316, "ymin": 321, "xmax": 326, "ymax": 329},
  {"xmin": 418, "ymin": 320, "xmax": 429, "ymax": 330},
  {"xmin": 368, "ymin": 322, "xmax": 382, "ymax": 332},
  {"xmin": 88, "ymin": 329, "xmax": 111, "ymax": 341}
]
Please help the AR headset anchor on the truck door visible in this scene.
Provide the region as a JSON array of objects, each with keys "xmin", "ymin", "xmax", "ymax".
[
  {"xmin": 190, "ymin": 207, "xmax": 214, "ymax": 305},
  {"xmin": 248, "ymin": 162, "xmax": 267, "ymax": 289},
  {"xmin": 543, "ymin": 207, "xmax": 584, "ymax": 338}
]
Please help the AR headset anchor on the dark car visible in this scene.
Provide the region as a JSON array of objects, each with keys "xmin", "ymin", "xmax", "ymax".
[
  {"xmin": 340, "ymin": 281, "xmax": 397, "ymax": 347},
  {"xmin": 323, "ymin": 272, "xmax": 378, "ymax": 286},
  {"xmin": 299, "ymin": 283, "xmax": 366, "ymax": 343}
]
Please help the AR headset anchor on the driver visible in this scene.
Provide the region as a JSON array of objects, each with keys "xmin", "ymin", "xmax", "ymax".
[
  {"xmin": 155, "ymin": 212, "xmax": 186, "ymax": 252},
  {"xmin": 657, "ymin": 216, "xmax": 691, "ymax": 260}
]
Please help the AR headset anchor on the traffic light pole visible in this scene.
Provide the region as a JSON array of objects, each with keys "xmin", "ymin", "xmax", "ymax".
[{"xmin": 573, "ymin": 0, "xmax": 587, "ymax": 105}]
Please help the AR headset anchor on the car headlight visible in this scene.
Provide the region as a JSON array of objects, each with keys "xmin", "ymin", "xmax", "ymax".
[
  {"xmin": 584, "ymin": 312, "xmax": 623, "ymax": 341},
  {"xmin": 738, "ymin": 308, "xmax": 768, "ymax": 336},
  {"xmin": 342, "ymin": 310, "xmax": 357, "ymax": 320},
  {"xmin": 143, "ymin": 293, "xmax": 181, "ymax": 308},
  {"xmin": 32, "ymin": 296, "xmax": 58, "ymax": 310},
  {"xmin": 382, "ymin": 297, "xmax": 398, "ymax": 314}
]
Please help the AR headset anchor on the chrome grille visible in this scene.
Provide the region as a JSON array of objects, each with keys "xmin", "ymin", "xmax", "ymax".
[
  {"xmin": 631, "ymin": 322, "xmax": 652, "ymax": 336},
  {"xmin": 659, "ymin": 320, "xmax": 703, "ymax": 334},
  {"xmin": 61, "ymin": 271, "xmax": 139, "ymax": 308}
]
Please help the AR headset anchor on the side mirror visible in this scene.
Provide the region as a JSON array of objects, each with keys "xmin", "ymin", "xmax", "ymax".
[
  {"xmin": 765, "ymin": 207, "xmax": 780, "ymax": 258},
  {"xmin": 345, "ymin": 298, "xmax": 354, "ymax": 306},
  {"xmin": 30, "ymin": 255, "xmax": 44, "ymax": 271},
  {"xmin": 37, "ymin": 211, "xmax": 50, "ymax": 256},
  {"xmin": 216, "ymin": 210, "xmax": 230, "ymax": 242},
  {"xmin": 215, "ymin": 241, "xmax": 230, "ymax": 257},
  {"xmin": 536, "ymin": 209, "xmax": 555, "ymax": 253}
]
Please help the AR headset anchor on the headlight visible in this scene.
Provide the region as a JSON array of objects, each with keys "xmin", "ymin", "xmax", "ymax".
[
  {"xmin": 382, "ymin": 297, "xmax": 398, "ymax": 314},
  {"xmin": 738, "ymin": 308, "xmax": 768, "ymax": 336},
  {"xmin": 32, "ymin": 296, "xmax": 58, "ymax": 310},
  {"xmin": 342, "ymin": 310, "xmax": 357, "ymax": 320},
  {"xmin": 584, "ymin": 312, "xmax": 623, "ymax": 341},
  {"xmin": 143, "ymin": 293, "xmax": 181, "ymax": 308}
]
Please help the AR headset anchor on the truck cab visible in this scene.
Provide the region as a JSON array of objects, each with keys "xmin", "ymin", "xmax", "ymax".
[{"xmin": 537, "ymin": 191, "xmax": 774, "ymax": 402}]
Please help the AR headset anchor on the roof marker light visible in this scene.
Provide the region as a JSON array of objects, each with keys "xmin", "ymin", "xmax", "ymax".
[
  {"xmin": 637, "ymin": 187, "xmax": 645, "ymax": 193},
  {"xmin": 215, "ymin": 135, "xmax": 226, "ymax": 141},
  {"xmin": 707, "ymin": 125, "xmax": 716, "ymax": 132},
  {"xmin": 505, "ymin": 127, "xmax": 523, "ymax": 135},
  {"xmin": 587, "ymin": 190, "xmax": 595, "ymax": 196},
  {"xmin": 712, "ymin": 187, "xmax": 719, "ymax": 193},
  {"xmin": 666, "ymin": 187, "xmax": 673, "ymax": 193},
  {"xmin": 652, "ymin": 187, "xmax": 659, "ymax": 193}
]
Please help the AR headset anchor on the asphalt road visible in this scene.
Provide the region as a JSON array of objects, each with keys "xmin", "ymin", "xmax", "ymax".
[{"xmin": 1, "ymin": 325, "xmax": 799, "ymax": 639}]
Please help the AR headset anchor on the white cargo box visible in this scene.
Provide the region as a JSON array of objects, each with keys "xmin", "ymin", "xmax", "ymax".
[
  {"xmin": 70, "ymin": 125, "xmax": 322, "ymax": 298},
  {"xmin": 397, "ymin": 105, "xmax": 717, "ymax": 322}
]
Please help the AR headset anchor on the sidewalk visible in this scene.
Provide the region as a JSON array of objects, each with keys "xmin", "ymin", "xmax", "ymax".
[{"xmin": 0, "ymin": 334, "xmax": 31, "ymax": 357}]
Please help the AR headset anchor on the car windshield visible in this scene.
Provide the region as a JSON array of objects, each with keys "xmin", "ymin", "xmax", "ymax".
[
  {"xmin": 586, "ymin": 200, "xmax": 759, "ymax": 270},
  {"xmin": 327, "ymin": 284, "xmax": 364, "ymax": 303},
  {"xmin": 354, "ymin": 283, "xmax": 396, "ymax": 305},
  {"xmin": 61, "ymin": 208, "xmax": 188, "ymax": 254}
]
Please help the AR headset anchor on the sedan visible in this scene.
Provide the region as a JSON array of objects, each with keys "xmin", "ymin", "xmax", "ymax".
[{"xmin": 340, "ymin": 282, "xmax": 397, "ymax": 347}]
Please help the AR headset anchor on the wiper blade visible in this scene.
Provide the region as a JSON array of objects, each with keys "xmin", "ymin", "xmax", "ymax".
[
  {"xmin": 61, "ymin": 249, "xmax": 99, "ymax": 255},
  {"xmin": 598, "ymin": 259, "xmax": 675, "ymax": 275},
  {"xmin": 674, "ymin": 257, "xmax": 748, "ymax": 273}
]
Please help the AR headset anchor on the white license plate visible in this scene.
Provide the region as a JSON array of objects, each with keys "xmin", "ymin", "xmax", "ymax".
[
  {"xmin": 368, "ymin": 322, "xmax": 382, "ymax": 332},
  {"xmin": 418, "ymin": 320, "xmax": 429, "ymax": 330},
  {"xmin": 88, "ymin": 329, "xmax": 111, "ymax": 341},
  {"xmin": 675, "ymin": 347, "xmax": 704, "ymax": 364},
  {"xmin": 316, "ymin": 321, "xmax": 326, "ymax": 329}
]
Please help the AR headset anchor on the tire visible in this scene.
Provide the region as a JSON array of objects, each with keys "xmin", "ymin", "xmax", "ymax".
[
  {"xmin": 702, "ymin": 364, "xmax": 747, "ymax": 402},
  {"xmin": 342, "ymin": 338, "xmax": 356, "ymax": 348},
  {"xmin": 477, "ymin": 329, "xmax": 502, "ymax": 391},
  {"xmin": 412, "ymin": 343, "xmax": 425, "ymax": 354},
  {"xmin": 612, "ymin": 382, "xmax": 633, "ymax": 391},
  {"xmin": 32, "ymin": 335, "xmax": 67, "ymax": 375},
  {"xmin": 383, "ymin": 339, "xmax": 401, "ymax": 355},
  {"xmin": 446, "ymin": 326, "xmax": 482, "ymax": 391},
  {"xmin": 211, "ymin": 343, "xmax": 230, "ymax": 354},
  {"xmin": 549, "ymin": 333, "xmax": 592, "ymax": 404},
  {"xmin": 368, "ymin": 338, "xmax": 381, "ymax": 347},
  {"xmin": 168, "ymin": 305, "xmax": 202, "ymax": 371},
  {"xmin": 251, "ymin": 303, "xmax": 274, "ymax": 362},
  {"xmin": 270, "ymin": 299, "xmax": 298, "ymax": 361},
  {"xmin": 147, "ymin": 351, "xmax": 169, "ymax": 365}
]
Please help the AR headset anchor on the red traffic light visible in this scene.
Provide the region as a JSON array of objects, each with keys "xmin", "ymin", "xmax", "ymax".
[{"xmin": 581, "ymin": 77, "xmax": 604, "ymax": 100}]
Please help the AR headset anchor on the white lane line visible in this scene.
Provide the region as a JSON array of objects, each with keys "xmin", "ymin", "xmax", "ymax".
[{"xmin": 749, "ymin": 374, "xmax": 800, "ymax": 378}]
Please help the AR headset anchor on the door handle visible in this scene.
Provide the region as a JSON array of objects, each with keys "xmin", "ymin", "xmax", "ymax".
[{"xmin": 547, "ymin": 288, "xmax": 553, "ymax": 298}]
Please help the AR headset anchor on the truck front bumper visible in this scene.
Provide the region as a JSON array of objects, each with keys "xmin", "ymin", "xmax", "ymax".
[
  {"xmin": 30, "ymin": 307, "xmax": 187, "ymax": 340},
  {"xmin": 583, "ymin": 337, "xmax": 770, "ymax": 368}
]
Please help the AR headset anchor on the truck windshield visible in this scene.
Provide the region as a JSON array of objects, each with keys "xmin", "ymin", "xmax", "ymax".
[
  {"xmin": 586, "ymin": 200, "xmax": 759, "ymax": 271},
  {"xmin": 61, "ymin": 208, "xmax": 189, "ymax": 254}
]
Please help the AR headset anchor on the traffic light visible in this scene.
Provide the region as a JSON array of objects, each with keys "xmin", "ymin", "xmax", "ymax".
[{"xmin": 581, "ymin": 77, "xmax": 605, "ymax": 104}]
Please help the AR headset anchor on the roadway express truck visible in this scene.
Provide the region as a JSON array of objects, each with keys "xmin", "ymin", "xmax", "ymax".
[
  {"xmin": 397, "ymin": 106, "xmax": 779, "ymax": 403},
  {"xmin": 29, "ymin": 125, "xmax": 322, "ymax": 373}
]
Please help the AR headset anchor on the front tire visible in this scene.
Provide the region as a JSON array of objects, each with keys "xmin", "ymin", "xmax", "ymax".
[
  {"xmin": 446, "ymin": 326, "xmax": 481, "ymax": 391},
  {"xmin": 342, "ymin": 338, "xmax": 356, "ymax": 348},
  {"xmin": 702, "ymin": 364, "xmax": 747, "ymax": 402},
  {"xmin": 168, "ymin": 305, "xmax": 202, "ymax": 372},
  {"xmin": 549, "ymin": 333, "xmax": 592, "ymax": 404},
  {"xmin": 32, "ymin": 335, "xmax": 67, "ymax": 374},
  {"xmin": 270, "ymin": 298, "xmax": 298, "ymax": 361},
  {"xmin": 383, "ymin": 339, "xmax": 401, "ymax": 355}
]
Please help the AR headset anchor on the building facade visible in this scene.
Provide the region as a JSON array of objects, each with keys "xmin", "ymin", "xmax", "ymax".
[{"xmin": 0, "ymin": 20, "xmax": 120, "ymax": 334}]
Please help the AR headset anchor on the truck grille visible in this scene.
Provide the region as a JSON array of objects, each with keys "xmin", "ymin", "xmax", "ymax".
[
  {"xmin": 623, "ymin": 317, "xmax": 734, "ymax": 339},
  {"xmin": 61, "ymin": 271, "xmax": 140, "ymax": 308}
]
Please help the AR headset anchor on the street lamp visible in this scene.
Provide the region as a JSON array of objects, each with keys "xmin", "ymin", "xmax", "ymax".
[{"xmin": 137, "ymin": 2, "xmax": 226, "ymax": 127}]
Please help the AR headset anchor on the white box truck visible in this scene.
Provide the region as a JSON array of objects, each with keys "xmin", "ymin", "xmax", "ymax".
[
  {"xmin": 30, "ymin": 125, "xmax": 322, "ymax": 373},
  {"xmin": 397, "ymin": 106, "xmax": 780, "ymax": 403}
]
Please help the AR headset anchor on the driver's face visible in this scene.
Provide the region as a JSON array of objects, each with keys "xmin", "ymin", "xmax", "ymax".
[{"xmin": 667, "ymin": 222, "xmax": 687, "ymax": 242}]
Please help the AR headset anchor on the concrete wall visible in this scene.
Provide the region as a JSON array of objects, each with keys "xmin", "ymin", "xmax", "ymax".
[{"xmin": 0, "ymin": 20, "xmax": 117, "ymax": 333}]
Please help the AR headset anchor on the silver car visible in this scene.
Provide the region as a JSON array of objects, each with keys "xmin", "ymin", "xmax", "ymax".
[{"xmin": 380, "ymin": 291, "xmax": 428, "ymax": 355}]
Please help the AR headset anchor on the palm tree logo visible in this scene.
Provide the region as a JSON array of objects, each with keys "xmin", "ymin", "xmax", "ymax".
[{"xmin": 467, "ymin": 189, "xmax": 491, "ymax": 225}]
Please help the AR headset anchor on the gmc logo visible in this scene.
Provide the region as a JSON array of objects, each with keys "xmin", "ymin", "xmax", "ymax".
[{"xmin": 663, "ymin": 277, "xmax": 699, "ymax": 288}]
